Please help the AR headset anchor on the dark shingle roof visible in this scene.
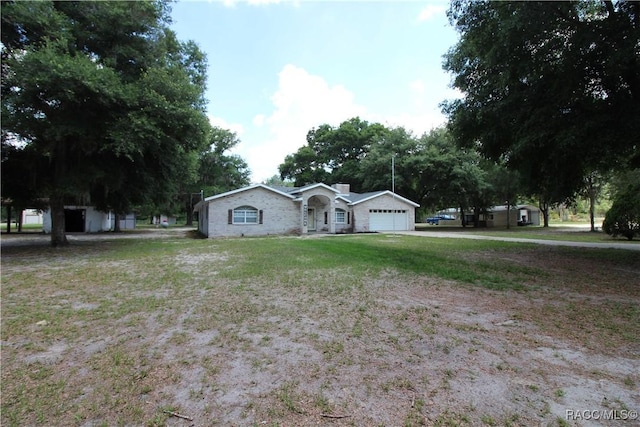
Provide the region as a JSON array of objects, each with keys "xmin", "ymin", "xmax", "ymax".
[{"xmin": 341, "ymin": 191, "xmax": 384, "ymax": 203}]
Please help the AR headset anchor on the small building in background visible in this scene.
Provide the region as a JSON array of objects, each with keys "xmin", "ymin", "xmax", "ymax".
[
  {"xmin": 485, "ymin": 205, "xmax": 541, "ymax": 227},
  {"xmin": 429, "ymin": 205, "xmax": 541, "ymax": 227},
  {"xmin": 43, "ymin": 206, "xmax": 136, "ymax": 233},
  {"xmin": 21, "ymin": 209, "xmax": 43, "ymax": 225}
]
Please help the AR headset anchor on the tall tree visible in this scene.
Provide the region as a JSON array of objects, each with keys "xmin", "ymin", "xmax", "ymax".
[
  {"xmin": 198, "ymin": 127, "xmax": 251, "ymax": 196},
  {"xmin": 443, "ymin": 0, "xmax": 640, "ymax": 214},
  {"xmin": 358, "ymin": 126, "xmax": 423, "ymax": 200},
  {"xmin": 357, "ymin": 126, "xmax": 495, "ymax": 223},
  {"xmin": 279, "ymin": 117, "xmax": 387, "ymax": 191},
  {"xmin": 602, "ymin": 168, "xmax": 640, "ymax": 240},
  {"xmin": 1, "ymin": 1, "xmax": 210, "ymax": 245}
]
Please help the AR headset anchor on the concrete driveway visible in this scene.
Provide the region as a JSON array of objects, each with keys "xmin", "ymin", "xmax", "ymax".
[{"xmin": 387, "ymin": 230, "xmax": 640, "ymax": 251}]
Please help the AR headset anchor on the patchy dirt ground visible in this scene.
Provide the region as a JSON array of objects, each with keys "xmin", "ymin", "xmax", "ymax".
[{"xmin": 1, "ymin": 230, "xmax": 639, "ymax": 427}]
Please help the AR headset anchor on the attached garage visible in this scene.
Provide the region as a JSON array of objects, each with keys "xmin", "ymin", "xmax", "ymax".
[
  {"xmin": 369, "ymin": 209, "xmax": 409, "ymax": 231},
  {"xmin": 349, "ymin": 191, "xmax": 419, "ymax": 233}
]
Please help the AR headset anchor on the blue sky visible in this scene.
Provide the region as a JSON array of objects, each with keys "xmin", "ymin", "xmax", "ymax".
[{"xmin": 169, "ymin": 0, "xmax": 461, "ymax": 182}]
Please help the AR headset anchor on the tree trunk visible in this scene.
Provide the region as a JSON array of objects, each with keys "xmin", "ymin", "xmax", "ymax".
[
  {"xmin": 185, "ymin": 198, "xmax": 193, "ymax": 226},
  {"xmin": 460, "ymin": 206, "xmax": 466, "ymax": 227},
  {"xmin": 6, "ymin": 205, "xmax": 12, "ymax": 233},
  {"xmin": 588, "ymin": 178, "xmax": 596, "ymax": 232},
  {"xmin": 17, "ymin": 209, "xmax": 23, "ymax": 232},
  {"xmin": 539, "ymin": 200, "xmax": 550, "ymax": 227},
  {"xmin": 50, "ymin": 194, "xmax": 69, "ymax": 247},
  {"xmin": 113, "ymin": 211, "xmax": 121, "ymax": 232},
  {"xmin": 506, "ymin": 200, "xmax": 511, "ymax": 230}
]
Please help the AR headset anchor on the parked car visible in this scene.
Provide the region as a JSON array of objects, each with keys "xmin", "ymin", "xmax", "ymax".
[{"xmin": 425, "ymin": 215, "xmax": 455, "ymax": 225}]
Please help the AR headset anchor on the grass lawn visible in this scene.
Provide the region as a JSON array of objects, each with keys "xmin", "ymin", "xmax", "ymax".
[
  {"xmin": 0, "ymin": 223, "xmax": 43, "ymax": 233},
  {"xmin": 2, "ymin": 231, "xmax": 639, "ymax": 426},
  {"xmin": 416, "ymin": 222, "xmax": 640, "ymax": 244}
]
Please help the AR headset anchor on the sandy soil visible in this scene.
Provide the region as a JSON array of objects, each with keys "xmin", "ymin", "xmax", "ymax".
[{"xmin": 1, "ymin": 229, "xmax": 639, "ymax": 426}]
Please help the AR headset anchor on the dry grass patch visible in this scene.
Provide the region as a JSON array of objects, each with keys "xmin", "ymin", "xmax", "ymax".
[{"xmin": 2, "ymin": 232, "xmax": 639, "ymax": 426}]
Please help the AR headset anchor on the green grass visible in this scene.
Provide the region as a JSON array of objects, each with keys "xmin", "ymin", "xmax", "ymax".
[
  {"xmin": 416, "ymin": 223, "xmax": 640, "ymax": 244},
  {"xmin": 2, "ymin": 232, "xmax": 639, "ymax": 426},
  {"xmin": 209, "ymin": 235, "xmax": 542, "ymax": 290},
  {"xmin": 0, "ymin": 222, "xmax": 43, "ymax": 232}
]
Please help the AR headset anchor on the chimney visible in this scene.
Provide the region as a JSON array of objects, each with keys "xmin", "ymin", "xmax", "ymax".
[{"xmin": 332, "ymin": 183, "xmax": 350, "ymax": 194}]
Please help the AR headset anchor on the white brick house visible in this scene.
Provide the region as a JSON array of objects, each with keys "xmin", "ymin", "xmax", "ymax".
[{"xmin": 194, "ymin": 183, "xmax": 419, "ymax": 238}]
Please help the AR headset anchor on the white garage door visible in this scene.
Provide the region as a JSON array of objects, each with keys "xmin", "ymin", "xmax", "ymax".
[{"xmin": 369, "ymin": 209, "xmax": 408, "ymax": 231}]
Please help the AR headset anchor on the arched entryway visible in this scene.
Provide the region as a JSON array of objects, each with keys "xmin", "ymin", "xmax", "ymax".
[{"xmin": 305, "ymin": 194, "xmax": 333, "ymax": 234}]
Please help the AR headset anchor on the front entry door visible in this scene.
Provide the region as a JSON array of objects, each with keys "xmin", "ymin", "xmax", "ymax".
[{"xmin": 307, "ymin": 208, "xmax": 316, "ymax": 231}]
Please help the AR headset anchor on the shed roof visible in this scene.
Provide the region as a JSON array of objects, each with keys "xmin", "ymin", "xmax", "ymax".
[{"xmin": 489, "ymin": 204, "xmax": 540, "ymax": 212}]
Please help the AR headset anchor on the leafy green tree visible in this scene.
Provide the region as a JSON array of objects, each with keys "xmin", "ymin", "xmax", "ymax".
[
  {"xmin": 358, "ymin": 126, "xmax": 421, "ymax": 199},
  {"xmin": 576, "ymin": 171, "xmax": 609, "ymax": 232},
  {"xmin": 279, "ymin": 117, "xmax": 387, "ymax": 191},
  {"xmin": 414, "ymin": 129, "xmax": 492, "ymax": 226},
  {"xmin": 1, "ymin": 1, "xmax": 209, "ymax": 245},
  {"xmin": 603, "ymin": 188, "xmax": 640, "ymax": 240},
  {"xmin": 198, "ymin": 127, "xmax": 251, "ymax": 196},
  {"xmin": 603, "ymin": 169, "xmax": 640, "ymax": 240},
  {"xmin": 358, "ymin": 126, "xmax": 498, "ymax": 225},
  {"xmin": 0, "ymin": 138, "xmax": 49, "ymax": 232},
  {"xmin": 279, "ymin": 144, "xmax": 331, "ymax": 187},
  {"xmin": 443, "ymin": 0, "xmax": 640, "ymax": 215},
  {"xmin": 483, "ymin": 160, "xmax": 523, "ymax": 228},
  {"xmin": 262, "ymin": 175, "xmax": 293, "ymax": 187}
]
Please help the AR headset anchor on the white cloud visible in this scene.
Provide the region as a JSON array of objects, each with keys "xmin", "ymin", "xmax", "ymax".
[
  {"xmin": 243, "ymin": 64, "xmax": 367, "ymax": 182},
  {"xmin": 409, "ymin": 78, "xmax": 426, "ymax": 108},
  {"xmin": 410, "ymin": 79, "xmax": 426, "ymax": 94},
  {"xmin": 417, "ymin": 4, "xmax": 447, "ymax": 22},
  {"xmin": 252, "ymin": 114, "xmax": 266, "ymax": 127},
  {"xmin": 208, "ymin": 115, "xmax": 245, "ymax": 136},
  {"xmin": 380, "ymin": 112, "xmax": 446, "ymax": 137},
  {"xmin": 232, "ymin": 67, "xmax": 460, "ymax": 183}
]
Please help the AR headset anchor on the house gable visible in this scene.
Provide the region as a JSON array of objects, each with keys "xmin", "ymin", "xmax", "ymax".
[
  {"xmin": 200, "ymin": 185, "xmax": 301, "ymax": 238},
  {"xmin": 348, "ymin": 190, "xmax": 420, "ymax": 208},
  {"xmin": 197, "ymin": 183, "xmax": 296, "ymax": 207}
]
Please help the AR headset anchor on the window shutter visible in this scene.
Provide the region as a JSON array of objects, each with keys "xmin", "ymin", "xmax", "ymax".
[
  {"xmin": 228, "ymin": 209, "xmax": 232, "ymax": 224},
  {"xmin": 259, "ymin": 210, "xmax": 263, "ymax": 224},
  {"xmin": 324, "ymin": 212, "xmax": 328, "ymax": 224},
  {"xmin": 347, "ymin": 212, "xmax": 350, "ymax": 224}
]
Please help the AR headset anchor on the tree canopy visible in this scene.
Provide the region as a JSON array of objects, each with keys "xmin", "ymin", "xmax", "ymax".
[
  {"xmin": 279, "ymin": 117, "xmax": 387, "ymax": 192},
  {"xmin": 1, "ymin": 0, "xmax": 210, "ymax": 245},
  {"xmin": 443, "ymin": 0, "xmax": 639, "ymax": 207},
  {"xmin": 279, "ymin": 118, "xmax": 517, "ymax": 220},
  {"xmin": 198, "ymin": 127, "xmax": 251, "ymax": 197}
]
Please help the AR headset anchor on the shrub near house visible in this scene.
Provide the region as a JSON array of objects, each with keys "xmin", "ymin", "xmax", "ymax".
[{"xmin": 603, "ymin": 187, "xmax": 640, "ymax": 240}]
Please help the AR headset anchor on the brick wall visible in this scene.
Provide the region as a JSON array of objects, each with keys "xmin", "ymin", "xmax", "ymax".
[{"xmin": 206, "ymin": 187, "xmax": 301, "ymax": 237}]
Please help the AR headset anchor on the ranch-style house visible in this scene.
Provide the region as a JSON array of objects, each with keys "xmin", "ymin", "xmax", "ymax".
[{"xmin": 194, "ymin": 183, "xmax": 419, "ymax": 238}]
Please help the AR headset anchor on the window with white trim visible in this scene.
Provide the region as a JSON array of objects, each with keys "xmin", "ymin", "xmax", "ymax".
[
  {"xmin": 335, "ymin": 208, "xmax": 346, "ymax": 223},
  {"xmin": 233, "ymin": 206, "xmax": 258, "ymax": 224}
]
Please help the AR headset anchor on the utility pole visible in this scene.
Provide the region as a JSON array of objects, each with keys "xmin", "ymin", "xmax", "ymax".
[{"xmin": 392, "ymin": 155, "xmax": 396, "ymax": 234}]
